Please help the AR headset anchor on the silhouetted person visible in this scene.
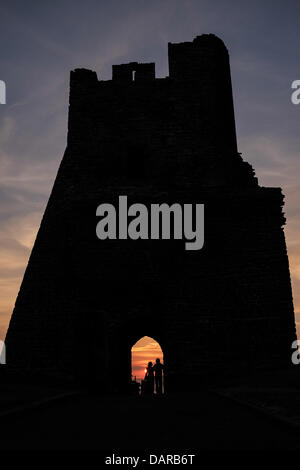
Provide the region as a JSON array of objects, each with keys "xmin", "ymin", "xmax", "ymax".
[
  {"xmin": 144, "ymin": 361, "xmax": 154, "ymax": 394},
  {"xmin": 153, "ymin": 358, "xmax": 164, "ymax": 395}
]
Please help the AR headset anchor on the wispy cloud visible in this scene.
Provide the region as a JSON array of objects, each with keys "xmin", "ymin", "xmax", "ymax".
[
  {"xmin": 0, "ymin": 0, "xmax": 300, "ymax": 348},
  {"xmin": 132, "ymin": 336, "xmax": 163, "ymax": 380}
]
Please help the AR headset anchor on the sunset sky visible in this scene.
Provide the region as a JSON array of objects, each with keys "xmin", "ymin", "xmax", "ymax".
[
  {"xmin": 132, "ymin": 336, "xmax": 164, "ymax": 381},
  {"xmin": 0, "ymin": 0, "xmax": 300, "ymax": 354}
]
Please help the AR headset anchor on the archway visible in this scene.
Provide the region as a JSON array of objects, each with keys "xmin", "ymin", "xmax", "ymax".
[{"xmin": 131, "ymin": 336, "xmax": 164, "ymax": 394}]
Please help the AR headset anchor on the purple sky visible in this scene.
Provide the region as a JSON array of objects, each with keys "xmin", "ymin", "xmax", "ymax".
[{"xmin": 0, "ymin": 0, "xmax": 299, "ymax": 341}]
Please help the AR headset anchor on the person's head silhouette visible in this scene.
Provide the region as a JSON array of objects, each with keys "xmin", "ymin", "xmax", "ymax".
[
  {"xmin": 156, "ymin": 358, "xmax": 160, "ymax": 364},
  {"xmin": 148, "ymin": 361, "xmax": 153, "ymax": 367}
]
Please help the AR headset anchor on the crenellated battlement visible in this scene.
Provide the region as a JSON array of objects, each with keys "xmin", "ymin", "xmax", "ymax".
[
  {"xmin": 67, "ymin": 34, "xmax": 245, "ymax": 184},
  {"xmin": 112, "ymin": 62, "xmax": 155, "ymax": 82},
  {"xmin": 5, "ymin": 33, "xmax": 296, "ymax": 391}
]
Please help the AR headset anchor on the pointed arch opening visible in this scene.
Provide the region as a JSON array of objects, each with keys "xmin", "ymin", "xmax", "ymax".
[{"xmin": 131, "ymin": 336, "xmax": 164, "ymax": 395}]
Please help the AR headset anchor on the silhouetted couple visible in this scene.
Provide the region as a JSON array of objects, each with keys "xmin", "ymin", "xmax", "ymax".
[{"xmin": 144, "ymin": 358, "xmax": 164, "ymax": 395}]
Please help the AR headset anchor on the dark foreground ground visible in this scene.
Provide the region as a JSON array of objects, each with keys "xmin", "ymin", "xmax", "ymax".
[{"xmin": 1, "ymin": 387, "xmax": 300, "ymax": 451}]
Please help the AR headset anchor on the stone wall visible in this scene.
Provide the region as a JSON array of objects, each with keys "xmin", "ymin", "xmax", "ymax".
[{"xmin": 5, "ymin": 34, "xmax": 297, "ymax": 390}]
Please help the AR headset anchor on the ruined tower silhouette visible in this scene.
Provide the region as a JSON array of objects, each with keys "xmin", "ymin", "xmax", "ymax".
[{"xmin": 6, "ymin": 35, "xmax": 297, "ymax": 390}]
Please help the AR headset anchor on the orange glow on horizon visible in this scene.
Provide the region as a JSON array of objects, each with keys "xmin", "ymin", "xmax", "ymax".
[{"xmin": 131, "ymin": 336, "xmax": 163, "ymax": 382}]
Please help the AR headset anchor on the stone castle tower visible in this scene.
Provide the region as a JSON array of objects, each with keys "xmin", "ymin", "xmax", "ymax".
[{"xmin": 6, "ymin": 34, "xmax": 296, "ymax": 390}]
